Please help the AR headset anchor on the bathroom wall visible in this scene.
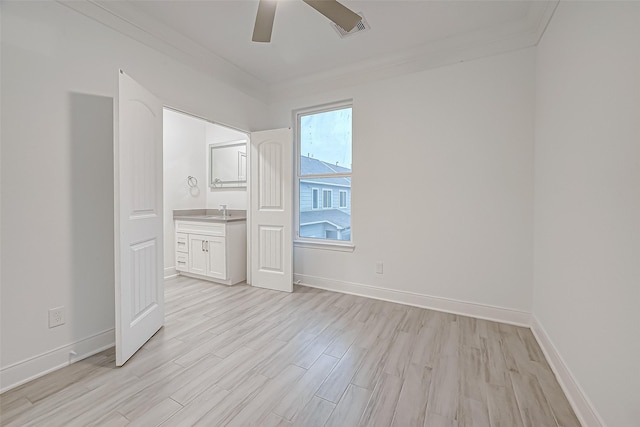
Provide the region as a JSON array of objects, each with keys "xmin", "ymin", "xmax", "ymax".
[
  {"xmin": 163, "ymin": 114, "xmax": 248, "ymax": 275},
  {"xmin": 205, "ymin": 122, "xmax": 249, "ymax": 211},
  {"xmin": 163, "ymin": 109, "xmax": 207, "ymax": 276}
]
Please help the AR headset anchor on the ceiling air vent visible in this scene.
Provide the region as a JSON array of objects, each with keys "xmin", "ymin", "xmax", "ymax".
[{"xmin": 332, "ymin": 13, "xmax": 370, "ymax": 38}]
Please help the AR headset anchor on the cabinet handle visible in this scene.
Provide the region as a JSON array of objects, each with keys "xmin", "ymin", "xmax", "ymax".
[
  {"xmin": 201, "ymin": 241, "xmax": 205, "ymax": 252},
  {"xmin": 206, "ymin": 241, "xmax": 209, "ymax": 252}
]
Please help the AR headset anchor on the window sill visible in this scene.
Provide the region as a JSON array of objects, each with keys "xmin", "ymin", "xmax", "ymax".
[{"xmin": 294, "ymin": 240, "xmax": 355, "ymax": 252}]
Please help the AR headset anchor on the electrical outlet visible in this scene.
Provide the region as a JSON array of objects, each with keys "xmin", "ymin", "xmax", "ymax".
[
  {"xmin": 376, "ymin": 262, "xmax": 384, "ymax": 274},
  {"xmin": 48, "ymin": 307, "xmax": 65, "ymax": 328}
]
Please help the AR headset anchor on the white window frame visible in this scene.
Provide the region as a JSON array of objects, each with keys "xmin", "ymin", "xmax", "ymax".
[
  {"xmin": 339, "ymin": 190, "xmax": 347, "ymax": 208},
  {"xmin": 322, "ymin": 189, "xmax": 332, "ymax": 209},
  {"xmin": 312, "ymin": 187, "xmax": 320, "ymax": 210},
  {"xmin": 293, "ymin": 100, "xmax": 354, "ymax": 251}
]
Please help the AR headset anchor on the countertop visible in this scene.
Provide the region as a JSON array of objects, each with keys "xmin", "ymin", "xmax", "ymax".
[{"xmin": 173, "ymin": 209, "xmax": 246, "ymax": 223}]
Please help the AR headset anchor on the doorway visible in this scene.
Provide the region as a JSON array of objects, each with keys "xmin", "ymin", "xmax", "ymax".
[
  {"xmin": 117, "ymin": 73, "xmax": 290, "ymax": 366},
  {"xmin": 162, "ymin": 108, "xmax": 250, "ymax": 283}
]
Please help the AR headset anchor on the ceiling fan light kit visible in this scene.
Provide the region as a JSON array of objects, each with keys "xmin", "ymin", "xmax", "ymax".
[
  {"xmin": 252, "ymin": 0, "xmax": 363, "ymax": 43},
  {"xmin": 332, "ymin": 13, "xmax": 370, "ymax": 38}
]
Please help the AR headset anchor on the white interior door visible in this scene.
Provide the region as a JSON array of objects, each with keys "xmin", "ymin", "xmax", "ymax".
[
  {"xmin": 250, "ymin": 128, "xmax": 293, "ymax": 292},
  {"xmin": 115, "ymin": 70, "xmax": 164, "ymax": 366}
]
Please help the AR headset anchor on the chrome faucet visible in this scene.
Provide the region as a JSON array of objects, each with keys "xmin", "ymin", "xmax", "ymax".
[{"xmin": 219, "ymin": 204, "xmax": 228, "ymax": 217}]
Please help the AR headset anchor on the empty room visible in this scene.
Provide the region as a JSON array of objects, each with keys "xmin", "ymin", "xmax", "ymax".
[{"xmin": 1, "ymin": 1, "xmax": 638, "ymax": 426}]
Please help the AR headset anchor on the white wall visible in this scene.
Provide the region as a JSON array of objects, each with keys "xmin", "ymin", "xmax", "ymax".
[
  {"xmin": 533, "ymin": 3, "xmax": 640, "ymax": 426},
  {"xmin": 205, "ymin": 123, "xmax": 248, "ymax": 211},
  {"xmin": 163, "ymin": 109, "xmax": 207, "ymax": 274},
  {"xmin": 0, "ymin": 1, "xmax": 267, "ymax": 390},
  {"xmin": 268, "ymin": 48, "xmax": 536, "ymax": 315}
]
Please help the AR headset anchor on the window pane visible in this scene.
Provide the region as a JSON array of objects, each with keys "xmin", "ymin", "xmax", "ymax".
[
  {"xmin": 323, "ymin": 189, "xmax": 332, "ymax": 208},
  {"xmin": 299, "ymin": 181, "xmax": 351, "ymax": 241},
  {"xmin": 339, "ymin": 191, "xmax": 347, "ymax": 208},
  {"xmin": 300, "ymin": 107, "xmax": 352, "ymax": 175}
]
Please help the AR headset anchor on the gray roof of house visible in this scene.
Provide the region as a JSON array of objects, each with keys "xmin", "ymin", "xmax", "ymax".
[
  {"xmin": 300, "ymin": 156, "xmax": 351, "ymax": 187},
  {"xmin": 301, "ymin": 177, "xmax": 351, "ymax": 187},
  {"xmin": 300, "ymin": 209, "xmax": 351, "ymax": 229},
  {"xmin": 301, "ymin": 155, "xmax": 351, "ymax": 174}
]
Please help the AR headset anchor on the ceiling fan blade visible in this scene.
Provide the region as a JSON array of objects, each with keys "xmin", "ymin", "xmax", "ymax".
[
  {"xmin": 303, "ymin": 0, "xmax": 361, "ymax": 32},
  {"xmin": 252, "ymin": 0, "xmax": 277, "ymax": 42}
]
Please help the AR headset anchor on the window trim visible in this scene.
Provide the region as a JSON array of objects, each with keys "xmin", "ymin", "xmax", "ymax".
[
  {"xmin": 294, "ymin": 100, "xmax": 354, "ymax": 250},
  {"xmin": 311, "ymin": 187, "xmax": 320, "ymax": 210}
]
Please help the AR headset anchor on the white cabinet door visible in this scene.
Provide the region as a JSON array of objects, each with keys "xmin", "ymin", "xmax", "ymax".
[
  {"xmin": 115, "ymin": 70, "xmax": 164, "ymax": 366},
  {"xmin": 206, "ymin": 236, "xmax": 226, "ymax": 279},
  {"xmin": 188, "ymin": 234, "xmax": 208, "ymax": 275}
]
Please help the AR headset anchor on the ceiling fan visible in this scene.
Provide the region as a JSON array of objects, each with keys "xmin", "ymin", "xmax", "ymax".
[{"xmin": 252, "ymin": 0, "xmax": 362, "ymax": 43}]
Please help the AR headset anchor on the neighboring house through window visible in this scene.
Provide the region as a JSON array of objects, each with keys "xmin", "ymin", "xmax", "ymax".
[{"xmin": 296, "ymin": 102, "xmax": 352, "ymax": 243}]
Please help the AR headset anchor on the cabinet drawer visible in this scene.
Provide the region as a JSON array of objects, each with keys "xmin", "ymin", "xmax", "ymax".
[
  {"xmin": 176, "ymin": 233, "xmax": 188, "ymax": 253},
  {"xmin": 175, "ymin": 220, "xmax": 225, "ymax": 237},
  {"xmin": 176, "ymin": 252, "xmax": 189, "ymax": 272}
]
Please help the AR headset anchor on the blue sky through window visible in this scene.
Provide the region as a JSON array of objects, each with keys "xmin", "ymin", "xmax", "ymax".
[{"xmin": 300, "ymin": 107, "xmax": 352, "ymax": 170}]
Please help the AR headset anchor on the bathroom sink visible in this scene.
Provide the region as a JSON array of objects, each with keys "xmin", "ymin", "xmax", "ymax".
[{"xmin": 203, "ymin": 215, "xmax": 229, "ymax": 220}]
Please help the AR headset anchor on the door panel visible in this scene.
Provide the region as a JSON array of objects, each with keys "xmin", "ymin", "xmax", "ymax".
[
  {"xmin": 250, "ymin": 129, "xmax": 293, "ymax": 292},
  {"xmin": 259, "ymin": 226, "xmax": 284, "ymax": 272},
  {"xmin": 115, "ymin": 70, "xmax": 164, "ymax": 366}
]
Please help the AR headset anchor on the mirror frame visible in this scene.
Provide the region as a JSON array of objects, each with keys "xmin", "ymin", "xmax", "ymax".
[{"xmin": 208, "ymin": 140, "xmax": 248, "ymax": 189}]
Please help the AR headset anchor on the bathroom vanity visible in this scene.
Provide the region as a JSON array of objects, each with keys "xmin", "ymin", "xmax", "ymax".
[{"xmin": 173, "ymin": 209, "xmax": 247, "ymax": 285}]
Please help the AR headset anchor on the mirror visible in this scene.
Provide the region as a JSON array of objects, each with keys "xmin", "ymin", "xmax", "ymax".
[{"xmin": 209, "ymin": 140, "xmax": 247, "ymax": 188}]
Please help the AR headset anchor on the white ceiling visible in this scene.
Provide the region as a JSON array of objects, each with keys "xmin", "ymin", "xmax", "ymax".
[{"xmin": 72, "ymin": 0, "xmax": 557, "ymax": 100}]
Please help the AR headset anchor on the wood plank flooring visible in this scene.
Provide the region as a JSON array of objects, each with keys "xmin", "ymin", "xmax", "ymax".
[{"xmin": 0, "ymin": 276, "xmax": 581, "ymax": 426}]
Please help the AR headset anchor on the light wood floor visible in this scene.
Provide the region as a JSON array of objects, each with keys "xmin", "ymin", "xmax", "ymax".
[{"xmin": 1, "ymin": 276, "xmax": 580, "ymax": 427}]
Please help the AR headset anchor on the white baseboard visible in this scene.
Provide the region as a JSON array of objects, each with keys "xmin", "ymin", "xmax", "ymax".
[
  {"xmin": 294, "ymin": 273, "xmax": 531, "ymax": 327},
  {"xmin": 0, "ymin": 329, "xmax": 115, "ymax": 394},
  {"xmin": 164, "ymin": 266, "xmax": 178, "ymax": 279},
  {"xmin": 531, "ymin": 316, "xmax": 605, "ymax": 427}
]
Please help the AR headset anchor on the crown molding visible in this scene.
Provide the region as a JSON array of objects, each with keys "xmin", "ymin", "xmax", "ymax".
[
  {"xmin": 57, "ymin": 0, "xmax": 270, "ymax": 102},
  {"xmin": 268, "ymin": 1, "xmax": 559, "ymax": 101},
  {"xmin": 58, "ymin": 0, "xmax": 557, "ymax": 104},
  {"xmin": 528, "ymin": 0, "xmax": 560, "ymax": 44}
]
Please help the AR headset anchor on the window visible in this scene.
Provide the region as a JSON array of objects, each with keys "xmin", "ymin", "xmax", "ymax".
[
  {"xmin": 323, "ymin": 189, "xmax": 332, "ymax": 208},
  {"xmin": 296, "ymin": 102, "xmax": 352, "ymax": 244},
  {"xmin": 339, "ymin": 190, "xmax": 347, "ymax": 208}
]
